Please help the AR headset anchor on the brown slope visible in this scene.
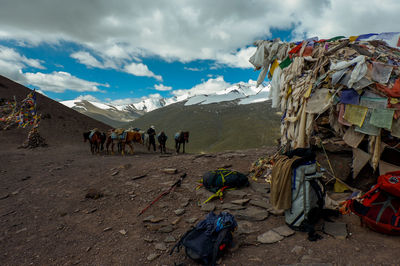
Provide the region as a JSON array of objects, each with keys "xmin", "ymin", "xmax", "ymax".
[{"xmin": 0, "ymin": 75, "xmax": 112, "ymax": 147}]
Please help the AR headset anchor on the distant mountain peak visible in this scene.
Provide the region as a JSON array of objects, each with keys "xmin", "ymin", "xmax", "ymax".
[{"xmin": 60, "ymin": 81, "xmax": 270, "ymax": 126}]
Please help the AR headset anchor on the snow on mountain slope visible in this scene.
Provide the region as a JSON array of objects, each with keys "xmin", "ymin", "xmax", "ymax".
[{"xmin": 60, "ymin": 80, "xmax": 271, "ymax": 126}]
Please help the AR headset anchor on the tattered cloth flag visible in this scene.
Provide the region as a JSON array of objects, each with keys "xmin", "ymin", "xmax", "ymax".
[{"xmin": 17, "ymin": 90, "xmax": 38, "ymax": 128}]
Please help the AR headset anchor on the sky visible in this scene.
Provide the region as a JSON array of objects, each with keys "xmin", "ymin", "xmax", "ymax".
[{"xmin": 0, "ymin": 0, "xmax": 399, "ymax": 105}]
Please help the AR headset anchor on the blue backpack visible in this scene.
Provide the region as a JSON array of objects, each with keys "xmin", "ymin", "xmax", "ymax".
[{"xmin": 170, "ymin": 211, "xmax": 237, "ymax": 266}]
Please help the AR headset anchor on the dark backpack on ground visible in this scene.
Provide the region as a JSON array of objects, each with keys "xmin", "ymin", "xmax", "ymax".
[
  {"xmin": 200, "ymin": 168, "xmax": 249, "ymax": 204},
  {"xmin": 170, "ymin": 211, "xmax": 237, "ymax": 266},
  {"xmin": 202, "ymin": 169, "xmax": 249, "ymax": 192}
]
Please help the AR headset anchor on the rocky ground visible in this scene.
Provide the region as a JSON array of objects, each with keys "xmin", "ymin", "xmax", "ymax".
[{"xmin": 1, "ymin": 141, "xmax": 400, "ymax": 266}]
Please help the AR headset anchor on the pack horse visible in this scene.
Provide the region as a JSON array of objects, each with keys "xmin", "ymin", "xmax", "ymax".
[
  {"xmin": 83, "ymin": 130, "xmax": 105, "ymax": 154},
  {"xmin": 174, "ymin": 131, "xmax": 189, "ymax": 153}
]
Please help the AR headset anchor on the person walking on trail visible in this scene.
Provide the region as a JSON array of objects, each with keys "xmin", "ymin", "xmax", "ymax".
[{"xmin": 147, "ymin": 125, "xmax": 156, "ymax": 152}]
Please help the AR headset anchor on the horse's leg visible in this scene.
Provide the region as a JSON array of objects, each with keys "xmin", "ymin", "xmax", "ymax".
[
  {"xmin": 121, "ymin": 142, "xmax": 125, "ymax": 156},
  {"xmin": 128, "ymin": 142, "xmax": 134, "ymax": 155},
  {"xmin": 183, "ymin": 142, "xmax": 185, "ymax": 154},
  {"xmin": 111, "ymin": 141, "xmax": 115, "ymax": 155}
]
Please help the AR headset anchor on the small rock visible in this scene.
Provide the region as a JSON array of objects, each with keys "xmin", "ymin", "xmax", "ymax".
[
  {"xmin": 201, "ymin": 203, "xmax": 215, "ymax": 212},
  {"xmin": 174, "ymin": 209, "xmax": 185, "ymax": 216},
  {"xmin": 158, "ymin": 225, "xmax": 174, "ymax": 233},
  {"xmin": 272, "ymin": 225, "xmax": 295, "ymax": 237},
  {"xmin": 86, "ymin": 247, "xmax": 91, "ymax": 252},
  {"xmin": 144, "ymin": 236, "xmax": 154, "ymax": 243},
  {"xmin": 186, "ymin": 217, "xmax": 198, "ymax": 224},
  {"xmin": 143, "ymin": 215, "xmax": 155, "ymax": 222},
  {"xmin": 323, "ymin": 222, "xmax": 347, "ymax": 240},
  {"xmin": 171, "ymin": 217, "xmax": 181, "ymax": 225},
  {"xmin": 161, "ymin": 168, "xmax": 177, "ymax": 174},
  {"xmin": 220, "ymin": 203, "xmax": 246, "ymax": 210},
  {"xmin": 111, "ymin": 171, "xmax": 119, "ymax": 176},
  {"xmin": 21, "ymin": 176, "xmax": 31, "ymax": 181},
  {"xmin": 16, "ymin": 228, "xmax": 27, "ymax": 234},
  {"xmin": 85, "ymin": 189, "xmax": 103, "ymax": 199},
  {"xmin": 231, "ymin": 199, "xmax": 250, "ymax": 206},
  {"xmin": 164, "ymin": 236, "xmax": 176, "ymax": 243},
  {"xmin": 147, "ymin": 253, "xmax": 160, "ymax": 261},
  {"xmin": 257, "ymin": 230, "xmax": 284, "ymax": 244},
  {"xmin": 0, "ymin": 194, "xmax": 9, "ymax": 200},
  {"xmin": 233, "ymin": 208, "xmax": 269, "ymax": 221},
  {"xmin": 249, "ymin": 182, "xmax": 269, "ymax": 194},
  {"xmin": 291, "ymin": 245, "xmax": 304, "ymax": 255},
  {"xmin": 237, "ymin": 221, "xmax": 259, "ymax": 235},
  {"xmin": 103, "ymin": 227, "xmax": 112, "ymax": 232},
  {"xmin": 119, "ymin": 229, "xmax": 127, "ymax": 235},
  {"xmin": 250, "ymin": 199, "xmax": 271, "ymax": 209},
  {"xmin": 145, "ymin": 224, "xmax": 163, "ymax": 231},
  {"xmin": 154, "ymin": 242, "xmax": 167, "ymax": 251},
  {"xmin": 300, "ymin": 255, "xmax": 324, "ymax": 264},
  {"xmin": 180, "ymin": 198, "xmax": 190, "ymax": 207},
  {"xmin": 227, "ymin": 190, "xmax": 247, "ymax": 198},
  {"xmin": 85, "ymin": 208, "xmax": 97, "ymax": 214}
]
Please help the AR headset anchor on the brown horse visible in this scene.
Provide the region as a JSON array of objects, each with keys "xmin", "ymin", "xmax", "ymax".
[
  {"xmin": 83, "ymin": 131, "xmax": 102, "ymax": 154},
  {"xmin": 105, "ymin": 129, "xmax": 120, "ymax": 155},
  {"xmin": 106, "ymin": 130, "xmax": 143, "ymax": 155},
  {"xmin": 121, "ymin": 131, "xmax": 143, "ymax": 155},
  {"xmin": 174, "ymin": 131, "xmax": 189, "ymax": 153}
]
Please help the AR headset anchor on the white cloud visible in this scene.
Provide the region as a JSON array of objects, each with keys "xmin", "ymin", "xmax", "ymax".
[
  {"xmin": 70, "ymin": 51, "xmax": 104, "ymax": 69},
  {"xmin": 215, "ymin": 47, "xmax": 257, "ymax": 69},
  {"xmin": 108, "ymin": 93, "xmax": 162, "ymax": 106},
  {"xmin": 36, "ymin": 89, "xmax": 47, "ymax": 96},
  {"xmin": 0, "ymin": 46, "xmax": 108, "ymax": 94},
  {"xmin": 75, "ymin": 95, "xmax": 101, "ymax": 102},
  {"xmin": 70, "ymin": 50, "xmax": 160, "ymax": 80},
  {"xmin": 24, "ymin": 71, "xmax": 108, "ymax": 93},
  {"xmin": 123, "ymin": 62, "xmax": 162, "ymax": 81},
  {"xmin": 0, "ymin": 1, "xmax": 399, "ymax": 69},
  {"xmin": 172, "ymin": 76, "xmax": 231, "ymax": 98},
  {"xmin": 0, "ymin": 45, "xmax": 45, "ymax": 69},
  {"xmin": 0, "ymin": 45, "xmax": 46, "ymax": 83},
  {"xmin": 184, "ymin": 67, "xmax": 203, "ymax": 71},
  {"xmin": 154, "ymin": 84, "xmax": 172, "ymax": 91}
]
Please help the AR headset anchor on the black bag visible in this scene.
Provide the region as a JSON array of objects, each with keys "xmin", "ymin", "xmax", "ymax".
[
  {"xmin": 202, "ymin": 168, "xmax": 249, "ymax": 193},
  {"xmin": 170, "ymin": 212, "xmax": 237, "ymax": 266}
]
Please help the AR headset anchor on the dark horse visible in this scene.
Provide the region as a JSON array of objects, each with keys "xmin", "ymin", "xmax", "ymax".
[
  {"xmin": 157, "ymin": 131, "xmax": 168, "ymax": 154},
  {"xmin": 83, "ymin": 131, "xmax": 105, "ymax": 154},
  {"xmin": 174, "ymin": 131, "xmax": 189, "ymax": 153}
]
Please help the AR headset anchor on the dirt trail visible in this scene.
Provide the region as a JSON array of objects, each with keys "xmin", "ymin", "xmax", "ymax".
[{"xmin": 0, "ymin": 142, "xmax": 399, "ymax": 266}]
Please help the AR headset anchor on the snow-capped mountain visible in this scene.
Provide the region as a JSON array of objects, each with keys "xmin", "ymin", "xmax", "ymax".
[
  {"xmin": 60, "ymin": 81, "xmax": 270, "ymax": 127},
  {"xmin": 184, "ymin": 82, "xmax": 270, "ymax": 106}
]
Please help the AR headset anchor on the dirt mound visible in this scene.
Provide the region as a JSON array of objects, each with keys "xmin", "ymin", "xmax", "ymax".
[{"xmin": 0, "ymin": 75, "xmax": 111, "ymax": 147}]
